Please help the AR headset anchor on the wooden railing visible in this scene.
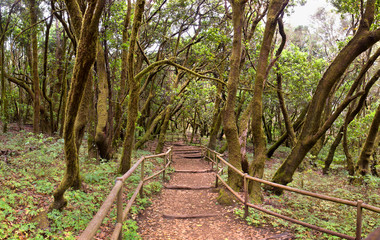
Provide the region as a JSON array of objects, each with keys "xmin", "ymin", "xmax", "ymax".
[
  {"xmin": 202, "ymin": 146, "xmax": 380, "ymax": 240},
  {"xmin": 79, "ymin": 148, "xmax": 172, "ymax": 240}
]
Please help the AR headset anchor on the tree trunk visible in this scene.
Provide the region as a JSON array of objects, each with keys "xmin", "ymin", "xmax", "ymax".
[
  {"xmin": 29, "ymin": 0, "xmax": 40, "ymax": 134},
  {"xmin": 95, "ymin": 43, "xmax": 112, "ymax": 160},
  {"xmin": 249, "ymin": 0, "xmax": 289, "ymax": 203},
  {"xmin": 208, "ymin": 82, "xmax": 223, "ymax": 150},
  {"xmin": 356, "ymin": 103, "xmax": 380, "ymax": 176},
  {"xmin": 343, "ymin": 121, "xmax": 355, "ymax": 176},
  {"xmin": 53, "ymin": 22, "xmax": 66, "ymax": 134},
  {"xmin": 138, "ymin": 87, "xmax": 155, "ymax": 130},
  {"xmin": 0, "ymin": 39, "xmax": 7, "ymax": 133},
  {"xmin": 42, "ymin": 16, "xmax": 54, "ymax": 134},
  {"xmin": 119, "ymin": 0, "xmax": 146, "ymax": 174},
  {"xmin": 222, "ymin": 0, "xmax": 247, "ymax": 191},
  {"xmin": 135, "ymin": 108, "xmax": 166, "ymax": 149},
  {"xmin": 59, "ymin": 66, "xmax": 68, "ymax": 137},
  {"xmin": 74, "ymin": 74, "xmax": 93, "ymax": 156},
  {"xmin": 327, "ymin": 51, "xmax": 380, "ymax": 176},
  {"xmin": 238, "ymin": 100, "xmax": 254, "ymax": 174},
  {"xmin": 266, "ymin": 103, "xmax": 308, "ymax": 158},
  {"xmin": 87, "ymin": 80, "xmax": 98, "ymax": 161},
  {"xmin": 0, "ymin": 0, "xmax": 18, "ymax": 132},
  {"xmin": 277, "ymin": 73, "xmax": 296, "ymax": 146},
  {"xmin": 51, "ymin": 0, "xmax": 105, "ymax": 210},
  {"xmin": 208, "ymin": 109, "xmax": 223, "ymax": 150},
  {"xmin": 323, "ymin": 127, "xmax": 343, "ymax": 175},
  {"xmin": 271, "ymin": 0, "xmax": 380, "ymax": 192},
  {"xmin": 343, "ymin": 66, "xmax": 380, "ymax": 177},
  {"xmin": 155, "ymin": 107, "xmax": 171, "ymax": 153},
  {"xmin": 112, "ymin": 0, "xmax": 131, "ymax": 148},
  {"xmin": 370, "ymin": 135, "xmax": 379, "ymax": 176}
]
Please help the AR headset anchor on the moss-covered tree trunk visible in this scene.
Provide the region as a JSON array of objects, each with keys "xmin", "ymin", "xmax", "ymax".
[
  {"xmin": 0, "ymin": 0, "xmax": 18, "ymax": 133},
  {"xmin": 370, "ymin": 135, "xmax": 380, "ymax": 176},
  {"xmin": 135, "ymin": 109, "xmax": 166, "ymax": 149},
  {"xmin": 342, "ymin": 121, "xmax": 355, "ymax": 176},
  {"xmin": 155, "ymin": 107, "xmax": 171, "ymax": 153},
  {"xmin": 326, "ymin": 50, "xmax": 380, "ymax": 175},
  {"xmin": 138, "ymin": 86, "xmax": 155, "ymax": 129},
  {"xmin": 190, "ymin": 108, "xmax": 197, "ymax": 143},
  {"xmin": 356, "ymin": 103, "xmax": 380, "ymax": 177},
  {"xmin": 271, "ymin": 0, "xmax": 380, "ymax": 192},
  {"xmin": 221, "ymin": 0, "xmax": 247, "ymax": 191},
  {"xmin": 266, "ymin": 104, "xmax": 308, "ymax": 158},
  {"xmin": 155, "ymin": 66, "xmax": 185, "ymax": 153},
  {"xmin": 208, "ymin": 75, "xmax": 224, "ymax": 150},
  {"xmin": 323, "ymin": 127, "xmax": 343, "ymax": 175},
  {"xmin": 0, "ymin": 39, "xmax": 7, "ymax": 133},
  {"xmin": 249, "ymin": 0, "xmax": 289, "ymax": 203},
  {"xmin": 112, "ymin": 0, "xmax": 131, "ymax": 148},
  {"xmin": 59, "ymin": 68, "xmax": 68, "ymax": 137},
  {"xmin": 277, "ymin": 73, "xmax": 296, "ymax": 146},
  {"xmin": 95, "ymin": 43, "xmax": 112, "ymax": 160},
  {"xmin": 238, "ymin": 100, "xmax": 254, "ymax": 174},
  {"xmin": 29, "ymin": 0, "xmax": 40, "ymax": 134},
  {"xmin": 208, "ymin": 109, "xmax": 223, "ymax": 150},
  {"xmin": 53, "ymin": 23, "xmax": 65, "ymax": 133},
  {"xmin": 342, "ymin": 54, "xmax": 380, "ymax": 177},
  {"xmin": 87, "ymin": 78, "xmax": 98, "ymax": 161},
  {"xmin": 119, "ymin": 0, "xmax": 145, "ymax": 174},
  {"xmin": 137, "ymin": 71, "xmax": 192, "ymax": 150},
  {"xmin": 74, "ymin": 74, "xmax": 93, "ymax": 156},
  {"xmin": 41, "ymin": 16, "xmax": 54, "ymax": 134},
  {"xmin": 51, "ymin": 0, "xmax": 105, "ymax": 210}
]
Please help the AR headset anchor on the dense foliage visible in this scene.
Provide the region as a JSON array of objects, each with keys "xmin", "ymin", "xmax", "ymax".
[{"xmin": 0, "ymin": 0, "xmax": 379, "ymax": 239}]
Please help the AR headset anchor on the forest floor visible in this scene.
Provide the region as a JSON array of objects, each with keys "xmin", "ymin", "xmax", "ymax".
[{"xmin": 0, "ymin": 123, "xmax": 379, "ymax": 239}]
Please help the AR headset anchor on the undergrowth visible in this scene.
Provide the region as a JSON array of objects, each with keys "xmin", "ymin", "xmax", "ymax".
[
  {"xmin": 231, "ymin": 150, "xmax": 380, "ymax": 239},
  {"xmin": 0, "ymin": 130, "xmax": 165, "ymax": 239}
]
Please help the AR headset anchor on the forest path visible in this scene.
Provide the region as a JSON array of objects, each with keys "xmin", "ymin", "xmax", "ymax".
[{"xmin": 136, "ymin": 141, "xmax": 293, "ymax": 240}]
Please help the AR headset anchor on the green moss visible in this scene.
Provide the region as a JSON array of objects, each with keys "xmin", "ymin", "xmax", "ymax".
[{"xmin": 216, "ymin": 188, "xmax": 235, "ymax": 205}]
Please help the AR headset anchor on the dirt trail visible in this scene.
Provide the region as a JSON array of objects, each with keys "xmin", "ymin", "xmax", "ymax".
[{"xmin": 137, "ymin": 141, "xmax": 293, "ymax": 240}]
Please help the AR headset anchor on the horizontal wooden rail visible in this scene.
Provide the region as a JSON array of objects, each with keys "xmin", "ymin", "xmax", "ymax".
[
  {"xmin": 79, "ymin": 180, "xmax": 123, "ymax": 239},
  {"xmin": 216, "ymin": 174, "xmax": 244, "ymax": 202},
  {"xmin": 202, "ymin": 147, "xmax": 380, "ymax": 213},
  {"xmin": 79, "ymin": 148, "xmax": 172, "ymax": 240},
  {"xmin": 245, "ymin": 175, "xmax": 380, "ymax": 213},
  {"xmin": 201, "ymin": 146, "xmax": 379, "ymax": 240}
]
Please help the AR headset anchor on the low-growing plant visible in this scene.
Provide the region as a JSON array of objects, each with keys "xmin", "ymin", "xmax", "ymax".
[
  {"xmin": 0, "ymin": 129, "xmax": 173, "ymax": 239},
  {"xmin": 122, "ymin": 219, "xmax": 141, "ymax": 240}
]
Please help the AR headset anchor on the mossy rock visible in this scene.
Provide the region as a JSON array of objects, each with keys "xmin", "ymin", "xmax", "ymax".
[
  {"xmin": 31, "ymin": 211, "xmax": 50, "ymax": 230},
  {"xmin": 216, "ymin": 188, "xmax": 235, "ymax": 205}
]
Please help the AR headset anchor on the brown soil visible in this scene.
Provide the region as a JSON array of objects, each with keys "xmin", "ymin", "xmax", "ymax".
[{"xmin": 136, "ymin": 141, "xmax": 294, "ymax": 240}]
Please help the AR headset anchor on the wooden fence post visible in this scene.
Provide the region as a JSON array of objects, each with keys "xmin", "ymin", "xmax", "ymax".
[
  {"xmin": 116, "ymin": 177, "xmax": 123, "ymax": 240},
  {"xmin": 139, "ymin": 158, "xmax": 145, "ymax": 197},
  {"xmin": 356, "ymin": 200, "xmax": 363, "ymax": 240},
  {"xmin": 215, "ymin": 152, "xmax": 219, "ymax": 188},
  {"xmin": 214, "ymin": 151, "xmax": 216, "ymax": 167},
  {"xmin": 163, "ymin": 154, "xmax": 167, "ymax": 181},
  {"xmin": 170, "ymin": 148, "xmax": 173, "ymax": 164},
  {"xmin": 243, "ymin": 173, "xmax": 249, "ymax": 218},
  {"xmin": 211, "ymin": 153, "xmax": 214, "ymax": 169}
]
